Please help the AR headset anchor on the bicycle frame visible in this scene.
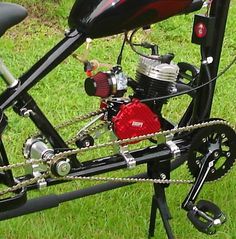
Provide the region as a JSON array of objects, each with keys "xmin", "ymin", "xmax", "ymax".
[{"xmin": 0, "ymin": 0, "xmax": 232, "ymax": 238}]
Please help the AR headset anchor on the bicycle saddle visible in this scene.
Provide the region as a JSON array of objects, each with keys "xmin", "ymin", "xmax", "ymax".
[{"xmin": 0, "ymin": 2, "xmax": 27, "ymax": 37}]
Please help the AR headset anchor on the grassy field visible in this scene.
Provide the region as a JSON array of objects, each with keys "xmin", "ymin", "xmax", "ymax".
[{"xmin": 0, "ymin": 1, "xmax": 236, "ymax": 238}]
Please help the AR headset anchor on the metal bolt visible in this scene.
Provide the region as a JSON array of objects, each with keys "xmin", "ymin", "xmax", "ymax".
[
  {"xmin": 196, "ymin": 160, "xmax": 201, "ymax": 167},
  {"xmin": 214, "ymin": 152, "xmax": 219, "ymax": 158},
  {"xmin": 160, "ymin": 173, "xmax": 167, "ymax": 180},
  {"xmin": 221, "ymin": 134, "xmax": 226, "ymax": 139},
  {"xmin": 37, "ymin": 179, "xmax": 47, "ymax": 190},
  {"xmin": 213, "ymin": 219, "xmax": 222, "ymax": 227},
  {"xmin": 20, "ymin": 108, "xmax": 33, "ymax": 117},
  {"xmin": 56, "ymin": 160, "xmax": 71, "ymax": 176},
  {"xmin": 169, "ymin": 86, "xmax": 178, "ymax": 94},
  {"xmin": 226, "ymin": 152, "xmax": 231, "ymax": 157},
  {"xmin": 202, "ymin": 138, "xmax": 207, "ymax": 143},
  {"xmin": 85, "ymin": 140, "xmax": 91, "ymax": 147}
]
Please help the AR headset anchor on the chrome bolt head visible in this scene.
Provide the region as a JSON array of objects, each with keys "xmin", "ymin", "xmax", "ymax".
[
  {"xmin": 85, "ymin": 140, "xmax": 91, "ymax": 147},
  {"xmin": 214, "ymin": 152, "xmax": 219, "ymax": 158},
  {"xmin": 221, "ymin": 134, "xmax": 226, "ymax": 139},
  {"xmin": 160, "ymin": 173, "xmax": 167, "ymax": 180},
  {"xmin": 213, "ymin": 218, "xmax": 222, "ymax": 227},
  {"xmin": 226, "ymin": 152, "xmax": 231, "ymax": 157},
  {"xmin": 56, "ymin": 159, "xmax": 71, "ymax": 177},
  {"xmin": 196, "ymin": 160, "xmax": 202, "ymax": 168},
  {"xmin": 202, "ymin": 138, "xmax": 207, "ymax": 143}
]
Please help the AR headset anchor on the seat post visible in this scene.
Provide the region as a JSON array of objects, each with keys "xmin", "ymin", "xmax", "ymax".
[{"xmin": 0, "ymin": 59, "xmax": 19, "ymax": 87}]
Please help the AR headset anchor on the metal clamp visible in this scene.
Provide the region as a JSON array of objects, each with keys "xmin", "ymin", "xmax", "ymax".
[
  {"xmin": 120, "ymin": 146, "xmax": 136, "ymax": 169},
  {"xmin": 166, "ymin": 140, "xmax": 181, "ymax": 160},
  {"xmin": 32, "ymin": 171, "xmax": 48, "ymax": 189}
]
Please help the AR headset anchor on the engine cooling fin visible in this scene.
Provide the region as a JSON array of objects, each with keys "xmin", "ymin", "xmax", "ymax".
[{"xmin": 135, "ymin": 55, "xmax": 179, "ymax": 99}]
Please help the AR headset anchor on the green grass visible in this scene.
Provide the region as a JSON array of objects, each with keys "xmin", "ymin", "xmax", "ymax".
[{"xmin": 0, "ymin": 1, "xmax": 236, "ymax": 239}]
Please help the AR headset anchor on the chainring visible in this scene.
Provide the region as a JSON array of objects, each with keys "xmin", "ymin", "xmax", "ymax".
[{"xmin": 187, "ymin": 122, "xmax": 236, "ymax": 182}]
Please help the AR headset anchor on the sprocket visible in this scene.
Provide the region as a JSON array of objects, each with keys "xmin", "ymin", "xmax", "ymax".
[{"xmin": 187, "ymin": 122, "xmax": 236, "ymax": 182}]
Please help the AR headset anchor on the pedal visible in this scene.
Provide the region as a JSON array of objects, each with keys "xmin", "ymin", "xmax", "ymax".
[{"xmin": 187, "ymin": 200, "xmax": 226, "ymax": 235}]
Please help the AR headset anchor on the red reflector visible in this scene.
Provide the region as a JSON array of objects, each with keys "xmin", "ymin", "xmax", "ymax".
[{"xmin": 194, "ymin": 22, "xmax": 207, "ymax": 38}]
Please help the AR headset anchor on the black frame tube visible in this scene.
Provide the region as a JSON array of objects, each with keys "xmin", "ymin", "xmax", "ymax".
[
  {"xmin": 191, "ymin": 0, "xmax": 231, "ymax": 122},
  {"xmin": 0, "ymin": 138, "xmax": 15, "ymax": 187},
  {"xmin": 0, "ymin": 173, "xmax": 148, "ymax": 221},
  {"xmin": 0, "ymin": 30, "xmax": 86, "ymax": 111}
]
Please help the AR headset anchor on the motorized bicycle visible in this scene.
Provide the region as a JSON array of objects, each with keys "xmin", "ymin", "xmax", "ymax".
[{"xmin": 0, "ymin": 0, "xmax": 235, "ymax": 238}]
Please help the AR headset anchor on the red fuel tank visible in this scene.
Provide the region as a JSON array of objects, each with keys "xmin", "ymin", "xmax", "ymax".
[{"xmin": 68, "ymin": 0, "xmax": 195, "ymax": 38}]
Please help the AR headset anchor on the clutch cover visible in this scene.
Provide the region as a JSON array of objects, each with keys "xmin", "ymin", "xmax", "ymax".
[{"xmin": 112, "ymin": 99, "xmax": 161, "ymax": 143}]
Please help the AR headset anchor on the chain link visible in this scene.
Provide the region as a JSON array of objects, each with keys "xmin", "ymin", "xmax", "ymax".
[
  {"xmin": 0, "ymin": 173, "xmax": 49, "ymax": 196},
  {"xmin": 0, "ymin": 159, "xmax": 43, "ymax": 172},
  {"xmin": 30, "ymin": 109, "xmax": 106, "ymax": 139},
  {"xmin": 58, "ymin": 175, "xmax": 194, "ymax": 185},
  {"xmin": 55, "ymin": 109, "xmax": 106, "ymax": 131}
]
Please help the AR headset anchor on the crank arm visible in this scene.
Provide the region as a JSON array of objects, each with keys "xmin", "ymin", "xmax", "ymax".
[
  {"xmin": 182, "ymin": 152, "xmax": 214, "ymax": 209},
  {"xmin": 182, "ymin": 152, "xmax": 226, "ymax": 235}
]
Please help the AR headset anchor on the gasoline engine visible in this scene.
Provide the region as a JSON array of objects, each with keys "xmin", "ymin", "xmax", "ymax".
[{"xmin": 83, "ymin": 53, "xmax": 191, "ymax": 142}]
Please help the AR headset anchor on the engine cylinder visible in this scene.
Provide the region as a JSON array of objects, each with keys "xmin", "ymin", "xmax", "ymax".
[{"xmin": 135, "ymin": 56, "xmax": 179, "ymax": 99}]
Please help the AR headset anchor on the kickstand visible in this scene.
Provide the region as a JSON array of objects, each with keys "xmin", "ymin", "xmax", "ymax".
[{"xmin": 147, "ymin": 159, "xmax": 175, "ymax": 239}]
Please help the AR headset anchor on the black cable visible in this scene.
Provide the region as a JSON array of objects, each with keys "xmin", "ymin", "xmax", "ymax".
[
  {"xmin": 141, "ymin": 55, "xmax": 236, "ymax": 103},
  {"xmin": 128, "ymin": 29, "xmax": 162, "ymax": 60},
  {"xmin": 116, "ymin": 33, "xmax": 127, "ymax": 65},
  {"xmin": 200, "ymin": 45, "xmax": 213, "ymax": 118}
]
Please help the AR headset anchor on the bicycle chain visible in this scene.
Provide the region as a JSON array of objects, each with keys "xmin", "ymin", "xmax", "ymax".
[
  {"xmin": 29, "ymin": 109, "xmax": 106, "ymax": 140},
  {"xmin": 55, "ymin": 109, "xmax": 106, "ymax": 131},
  {"xmin": 66, "ymin": 121, "xmax": 107, "ymax": 145},
  {"xmin": 0, "ymin": 112, "xmax": 234, "ymax": 196}
]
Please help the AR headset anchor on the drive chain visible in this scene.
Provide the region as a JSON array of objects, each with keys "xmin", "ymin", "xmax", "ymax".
[{"xmin": 0, "ymin": 114, "xmax": 234, "ymax": 196}]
